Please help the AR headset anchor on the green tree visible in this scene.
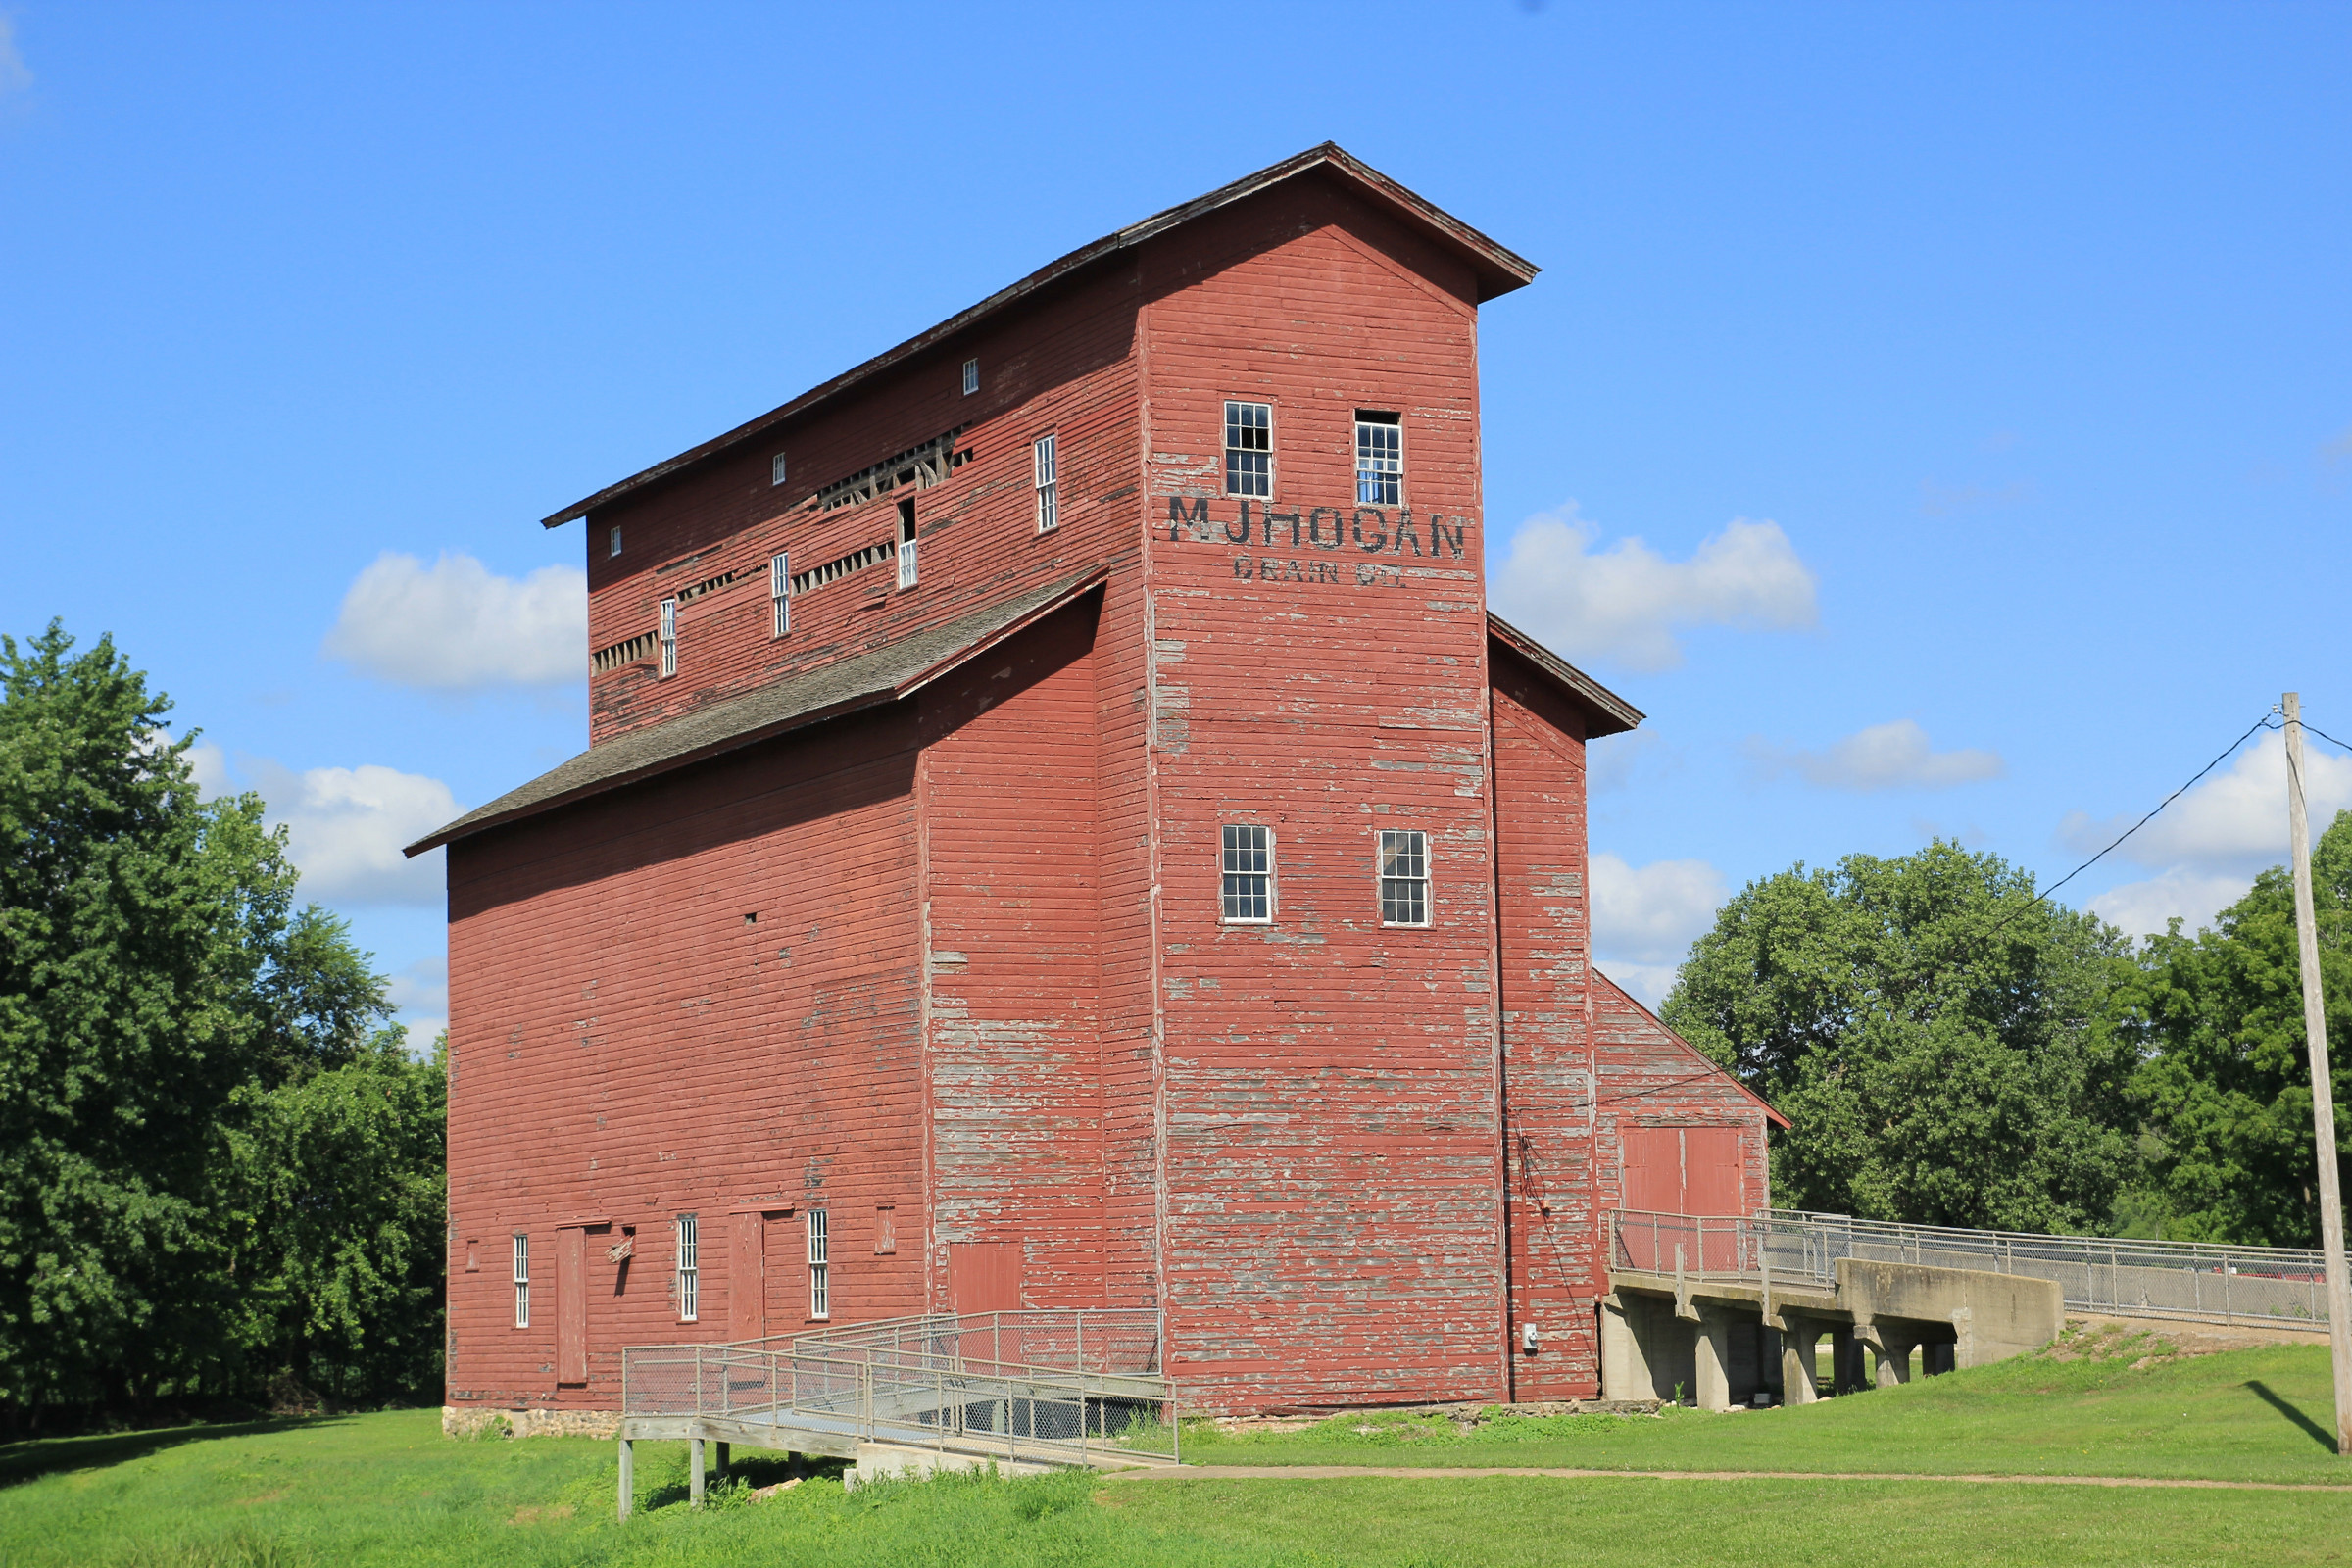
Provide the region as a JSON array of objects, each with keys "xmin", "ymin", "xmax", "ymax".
[
  {"xmin": 0, "ymin": 622, "xmax": 294, "ymax": 1410},
  {"xmin": 0, "ymin": 622, "xmax": 447, "ymax": 1419},
  {"xmin": 2124, "ymin": 811, "xmax": 2352, "ymax": 1247},
  {"xmin": 1662, "ymin": 840, "xmax": 2138, "ymax": 1233},
  {"xmin": 217, "ymin": 1006, "xmax": 447, "ymax": 1406}
]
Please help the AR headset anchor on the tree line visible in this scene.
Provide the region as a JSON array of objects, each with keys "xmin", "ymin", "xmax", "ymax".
[
  {"xmin": 1, "ymin": 624, "xmax": 443, "ymax": 1427},
  {"xmin": 1664, "ymin": 822, "xmax": 2352, "ymax": 1246}
]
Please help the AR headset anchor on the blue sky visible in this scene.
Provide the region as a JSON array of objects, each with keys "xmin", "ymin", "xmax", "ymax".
[{"xmin": 3, "ymin": 2, "xmax": 2347, "ymax": 1031}]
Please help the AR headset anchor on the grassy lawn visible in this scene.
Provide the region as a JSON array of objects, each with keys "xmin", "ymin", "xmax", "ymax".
[
  {"xmin": 1181, "ymin": 1330, "xmax": 2352, "ymax": 1486},
  {"xmin": 5, "ymin": 1334, "xmax": 2352, "ymax": 1568}
]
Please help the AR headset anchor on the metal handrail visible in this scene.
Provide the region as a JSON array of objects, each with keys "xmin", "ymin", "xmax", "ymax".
[
  {"xmin": 1610, "ymin": 1208, "xmax": 2339, "ymax": 1329},
  {"xmin": 619, "ymin": 1308, "xmax": 1178, "ymax": 1463}
]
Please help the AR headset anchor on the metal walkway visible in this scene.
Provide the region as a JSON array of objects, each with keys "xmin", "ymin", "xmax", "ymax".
[
  {"xmin": 1614, "ymin": 1208, "xmax": 2338, "ymax": 1330},
  {"xmin": 615, "ymin": 1309, "xmax": 1179, "ymax": 1515}
]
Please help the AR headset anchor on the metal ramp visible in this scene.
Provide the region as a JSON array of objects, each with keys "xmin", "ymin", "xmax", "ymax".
[{"xmin": 615, "ymin": 1310, "xmax": 1179, "ymax": 1515}]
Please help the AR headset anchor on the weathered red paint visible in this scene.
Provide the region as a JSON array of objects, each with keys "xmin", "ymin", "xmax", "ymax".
[{"xmin": 435, "ymin": 148, "xmax": 1775, "ymax": 1421}]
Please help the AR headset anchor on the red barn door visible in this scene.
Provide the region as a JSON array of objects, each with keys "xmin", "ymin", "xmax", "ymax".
[
  {"xmin": 556, "ymin": 1227, "xmax": 587, "ymax": 1384},
  {"xmin": 1679, "ymin": 1128, "xmax": 1744, "ymax": 1216},
  {"xmin": 729, "ymin": 1211, "xmax": 766, "ymax": 1343}
]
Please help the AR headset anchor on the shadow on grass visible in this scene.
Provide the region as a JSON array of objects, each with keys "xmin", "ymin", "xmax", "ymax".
[
  {"xmin": 2244, "ymin": 1381, "xmax": 2336, "ymax": 1452},
  {"xmin": 635, "ymin": 1451, "xmax": 850, "ymax": 1513},
  {"xmin": 0, "ymin": 1417, "xmax": 347, "ymax": 1490}
]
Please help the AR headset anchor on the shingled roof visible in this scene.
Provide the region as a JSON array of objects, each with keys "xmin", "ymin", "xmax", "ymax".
[{"xmin": 405, "ymin": 568, "xmax": 1108, "ymax": 858}]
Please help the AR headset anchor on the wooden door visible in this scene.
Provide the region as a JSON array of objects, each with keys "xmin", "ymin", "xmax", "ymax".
[
  {"xmin": 728, "ymin": 1211, "xmax": 766, "ymax": 1343},
  {"xmin": 556, "ymin": 1227, "xmax": 587, "ymax": 1384},
  {"xmin": 1680, "ymin": 1127, "xmax": 1744, "ymax": 1216},
  {"xmin": 1622, "ymin": 1127, "xmax": 1684, "ymax": 1214}
]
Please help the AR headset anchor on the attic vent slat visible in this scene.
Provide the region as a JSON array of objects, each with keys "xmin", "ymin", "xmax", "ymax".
[
  {"xmin": 812, "ymin": 426, "xmax": 970, "ymax": 514},
  {"xmin": 789, "ymin": 538, "xmax": 897, "ymax": 596}
]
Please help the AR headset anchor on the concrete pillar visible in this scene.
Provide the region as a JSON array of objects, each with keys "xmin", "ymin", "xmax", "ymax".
[
  {"xmin": 616, "ymin": 1439, "xmax": 633, "ymax": 1522},
  {"xmin": 1780, "ymin": 1316, "xmax": 1822, "ymax": 1405},
  {"xmin": 1874, "ymin": 1333, "xmax": 1915, "ymax": 1388},
  {"xmin": 1600, "ymin": 1296, "xmax": 1650, "ymax": 1401},
  {"xmin": 1828, "ymin": 1326, "xmax": 1858, "ymax": 1394},
  {"xmin": 1694, "ymin": 1308, "xmax": 1734, "ymax": 1412},
  {"xmin": 690, "ymin": 1433, "xmax": 707, "ymax": 1509},
  {"xmin": 1923, "ymin": 1341, "xmax": 1955, "ymax": 1376}
]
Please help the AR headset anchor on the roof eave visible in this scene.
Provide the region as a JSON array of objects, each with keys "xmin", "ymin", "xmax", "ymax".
[
  {"xmin": 1486, "ymin": 612, "xmax": 1644, "ymax": 737},
  {"xmin": 403, "ymin": 567, "xmax": 1110, "ymax": 858},
  {"xmin": 539, "ymin": 143, "xmax": 1537, "ymax": 529}
]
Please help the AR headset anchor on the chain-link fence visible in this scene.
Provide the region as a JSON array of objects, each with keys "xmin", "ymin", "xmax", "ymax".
[
  {"xmin": 1610, "ymin": 1208, "xmax": 2335, "ymax": 1329},
  {"xmin": 620, "ymin": 1310, "xmax": 1177, "ymax": 1466}
]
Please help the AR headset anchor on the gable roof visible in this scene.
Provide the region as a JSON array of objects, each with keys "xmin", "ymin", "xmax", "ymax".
[
  {"xmin": 540, "ymin": 143, "xmax": 1538, "ymax": 530},
  {"xmin": 1592, "ymin": 969, "xmax": 1790, "ymax": 1129},
  {"xmin": 403, "ymin": 567, "xmax": 1107, "ymax": 858},
  {"xmin": 1487, "ymin": 612, "xmax": 1643, "ymax": 738}
]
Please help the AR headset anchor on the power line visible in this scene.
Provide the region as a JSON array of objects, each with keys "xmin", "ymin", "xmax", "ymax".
[{"xmin": 1984, "ymin": 710, "xmax": 2278, "ymax": 938}]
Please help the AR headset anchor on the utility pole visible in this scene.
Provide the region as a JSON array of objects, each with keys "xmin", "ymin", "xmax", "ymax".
[{"xmin": 2285, "ymin": 691, "xmax": 2352, "ymax": 1455}]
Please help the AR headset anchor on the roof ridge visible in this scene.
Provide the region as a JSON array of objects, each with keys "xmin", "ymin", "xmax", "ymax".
[{"xmin": 539, "ymin": 143, "xmax": 1536, "ymax": 529}]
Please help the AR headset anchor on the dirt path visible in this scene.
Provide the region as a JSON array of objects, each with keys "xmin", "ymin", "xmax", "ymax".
[{"xmin": 1105, "ymin": 1464, "xmax": 2352, "ymax": 1494}]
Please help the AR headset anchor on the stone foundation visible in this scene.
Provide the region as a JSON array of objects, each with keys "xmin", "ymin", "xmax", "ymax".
[{"xmin": 443, "ymin": 1404, "xmax": 621, "ymax": 1440}]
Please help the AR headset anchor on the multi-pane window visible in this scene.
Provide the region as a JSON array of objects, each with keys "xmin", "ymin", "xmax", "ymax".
[
  {"xmin": 1034, "ymin": 434, "xmax": 1058, "ymax": 534},
  {"xmin": 512, "ymin": 1234, "xmax": 530, "ymax": 1328},
  {"xmin": 1355, "ymin": 412, "xmax": 1401, "ymax": 505},
  {"xmin": 675, "ymin": 1214, "xmax": 699, "ymax": 1323},
  {"xmin": 1220, "ymin": 824, "xmax": 1273, "ymax": 923},
  {"xmin": 962, "ymin": 358, "xmax": 979, "ymax": 396},
  {"xmin": 770, "ymin": 552, "xmax": 790, "ymax": 638},
  {"xmin": 608, "ymin": 524, "xmax": 623, "ymax": 559},
  {"xmin": 771, "ymin": 452, "xmax": 789, "ymax": 486},
  {"xmin": 1224, "ymin": 401, "xmax": 1272, "ymax": 497},
  {"xmin": 1379, "ymin": 829, "xmax": 1430, "ymax": 926},
  {"xmin": 658, "ymin": 597, "xmax": 678, "ymax": 679},
  {"xmin": 897, "ymin": 499, "xmax": 918, "ymax": 589},
  {"xmin": 807, "ymin": 1209, "xmax": 830, "ymax": 1320}
]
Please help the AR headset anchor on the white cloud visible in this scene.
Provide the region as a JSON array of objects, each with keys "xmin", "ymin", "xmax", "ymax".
[
  {"xmin": 387, "ymin": 956, "xmax": 449, "ymax": 1054},
  {"xmin": 1748, "ymin": 719, "xmax": 2004, "ymax": 792},
  {"xmin": 1488, "ymin": 504, "xmax": 1818, "ymax": 673},
  {"xmin": 184, "ymin": 739, "xmax": 233, "ymax": 798},
  {"xmin": 1591, "ymin": 852, "xmax": 1727, "ymax": 976},
  {"xmin": 0, "ymin": 16, "xmax": 29, "ymax": 99},
  {"xmin": 323, "ymin": 552, "xmax": 585, "ymax": 690},
  {"xmin": 249, "ymin": 760, "xmax": 459, "ymax": 906},
  {"xmin": 2059, "ymin": 731, "xmax": 2352, "ymax": 874},
  {"xmin": 1589, "ymin": 729, "xmax": 1665, "ymax": 795},
  {"xmin": 2086, "ymin": 868, "xmax": 2253, "ymax": 941}
]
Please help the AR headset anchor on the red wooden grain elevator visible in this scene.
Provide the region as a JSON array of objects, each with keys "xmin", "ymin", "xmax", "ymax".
[{"xmin": 410, "ymin": 144, "xmax": 1780, "ymax": 1423}]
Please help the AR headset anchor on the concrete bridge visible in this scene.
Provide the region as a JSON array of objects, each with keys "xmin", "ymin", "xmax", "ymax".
[{"xmin": 1600, "ymin": 1207, "xmax": 2333, "ymax": 1410}]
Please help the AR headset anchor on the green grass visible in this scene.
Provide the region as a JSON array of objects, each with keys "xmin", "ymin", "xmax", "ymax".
[
  {"xmin": 3, "ymin": 1339, "xmax": 2351, "ymax": 1568},
  {"xmin": 1181, "ymin": 1334, "xmax": 2352, "ymax": 1485}
]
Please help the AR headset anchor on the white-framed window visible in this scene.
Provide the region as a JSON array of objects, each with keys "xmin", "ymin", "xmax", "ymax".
[
  {"xmin": 1224, "ymin": 400, "xmax": 1272, "ymax": 498},
  {"xmin": 896, "ymin": 499, "xmax": 918, "ymax": 589},
  {"xmin": 675, "ymin": 1214, "xmax": 699, "ymax": 1322},
  {"xmin": 770, "ymin": 552, "xmax": 790, "ymax": 638},
  {"xmin": 1355, "ymin": 411, "xmax": 1401, "ymax": 506},
  {"xmin": 962, "ymin": 358, "xmax": 979, "ymax": 396},
  {"xmin": 608, "ymin": 524, "xmax": 623, "ymax": 559},
  {"xmin": 1220, "ymin": 824, "xmax": 1274, "ymax": 923},
  {"xmin": 806, "ymin": 1209, "xmax": 830, "ymax": 1320},
  {"xmin": 512, "ymin": 1234, "xmax": 530, "ymax": 1328},
  {"xmin": 1033, "ymin": 433, "xmax": 1058, "ymax": 534},
  {"xmin": 1379, "ymin": 828, "xmax": 1430, "ymax": 926},
  {"xmin": 771, "ymin": 452, "xmax": 789, "ymax": 487},
  {"xmin": 658, "ymin": 597, "xmax": 678, "ymax": 679}
]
